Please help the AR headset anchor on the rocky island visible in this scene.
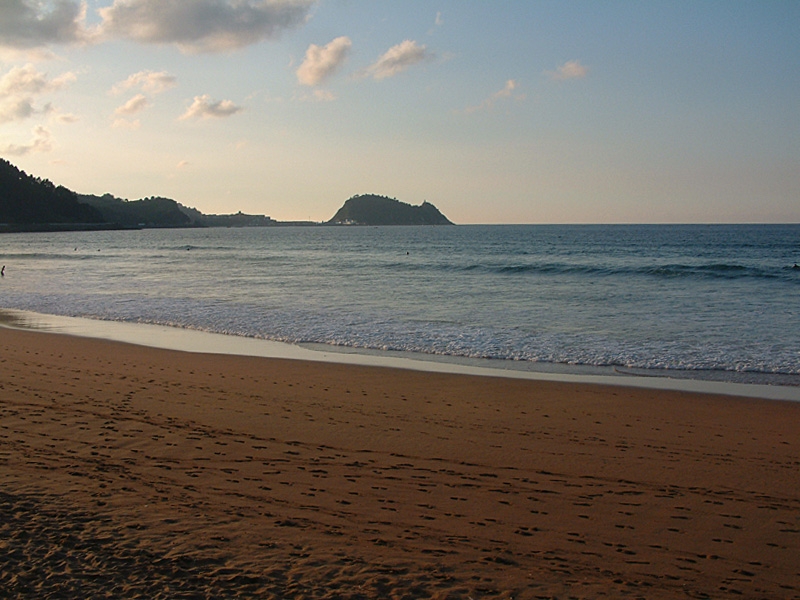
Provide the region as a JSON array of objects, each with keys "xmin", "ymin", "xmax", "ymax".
[{"xmin": 328, "ymin": 194, "xmax": 452, "ymax": 226}]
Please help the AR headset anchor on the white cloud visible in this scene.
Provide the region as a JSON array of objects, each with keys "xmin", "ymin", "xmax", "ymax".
[
  {"xmin": 1, "ymin": 125, "xmax": 52, "ymax": 155},
  {"xmin": 111, "ymin": 70, "xmax": 177, "ymax": 95},
  {"xmin": 0, "ymin": 46, "xmax": 60, "ymax": 62},
  {"xmin": 495, "ymin": 79, "xmax": 517, "ymax": 98},
  {"xmin": 0, "ymin": 64, "xmax": 75, "ymax": 96},
  {"xmin": 0, "ymin": 95, "xmax": 35, "ymax": 123},
  {"xmin": 296, "ymin": 36, "xmax": 351, "ymax": 86},
  {"xmin": 179, "ymin": 94, "xmax": 242, "ymax": 120},
  {"xmin": 363, "ymin": 40, "xmax": 430, "ymax": 80},
  {"xmin": 114, "ymin": 93, "xmax": 149, "ymax": 116},
  {"xmin": 0, "ymin": 64, "xmax": 76, "ymax": 124},
  {"xmin": 51, "ymin": 109, "xmax": 79, "ymax": 123},
  {"xmin": 1, "ymin": 0, "xmax": 316, "ymax": 53},
  {"xmin": 0, "ymin": 0, "xmax": 91, "ymax": 49},
  {"xmin": 98, "ymin": 0, "xmax": 315, "ymax": 53},
  {"xmin": 461, "ymin": 79, "xmax": 524, "ymax": 114},
  {"xmin": 548, "ymin": 60, "xmax": 589, "ymax": 81}
]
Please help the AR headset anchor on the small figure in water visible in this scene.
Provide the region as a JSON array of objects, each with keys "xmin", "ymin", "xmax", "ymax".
[
  {"xmin": 793, "ymin": 263, "xmax": 800, "ymax": 270},
  {"xmin": 1, "ymin": 265, "xmax": 4, "ymax": 276}
]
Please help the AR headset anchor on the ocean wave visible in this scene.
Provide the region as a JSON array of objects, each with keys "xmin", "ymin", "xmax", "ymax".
[
  {"xmin": 161, "ymin": 244, "xmax": 237, "ymax": 252},
  {"xmin": 3, "ymin": 225, "xmax": 798, "ymax": 384},
  {"xmin": 3, "ymin": 292, "xmax": 798, "ymax": 377},
  {"xmin": 379, "ymin": 260, "xmax": 798, "ymax": 282},
  {"xmin": 640, "ymin": 263, "xmax": 772, "ymax": 279},
  {"xmin": 1, "ymin": 251, "xmax": 108, "ymax": 261}
]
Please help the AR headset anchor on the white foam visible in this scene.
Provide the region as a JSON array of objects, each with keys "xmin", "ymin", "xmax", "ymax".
[{"xmin": 3, "ymin": 309, "xmax": 798, "ymax": 402}]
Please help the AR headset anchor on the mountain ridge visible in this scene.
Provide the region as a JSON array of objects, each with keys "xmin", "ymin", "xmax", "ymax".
[{"xmin": 1, "ymin": 159, "xmax": 453, "ymax": 231}]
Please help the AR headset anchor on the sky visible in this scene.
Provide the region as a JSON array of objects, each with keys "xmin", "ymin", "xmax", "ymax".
[{"xmin": 0, "ymin": 0, "xmax": 798, "ymax": 224}]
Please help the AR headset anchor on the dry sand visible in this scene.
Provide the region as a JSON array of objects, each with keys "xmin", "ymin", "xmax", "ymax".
[{"xmin": 1, "ymin": 325, "xmax": 799, "ymax": 599}]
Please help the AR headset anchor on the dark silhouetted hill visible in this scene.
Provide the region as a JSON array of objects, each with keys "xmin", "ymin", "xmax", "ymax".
[
  {"xmin": 0, "ymin": 159, "xmax": 104, "ymax": 229},
  {"xmin": 79, "ymin": 194, "xmax": 195, "ymax": 228},
  {"xmin": 2, "ymin": 159, "xmax": 453, "ymax": 231},
  {"xmin": 328, "ymin": 194, "xmax": 453, "ymax": 225},
  {"xmin": 0, "ymin": 158, "xmax": 277, "ymax": 231},
  {"xmin": 80, "ymin": 195, "xmax": 276, "ymax": 228}
]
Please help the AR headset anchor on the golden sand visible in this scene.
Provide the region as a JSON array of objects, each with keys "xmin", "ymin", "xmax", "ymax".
[{"xmin": 1, "ymin": 326, "xmax": 799, "ymax": 598}]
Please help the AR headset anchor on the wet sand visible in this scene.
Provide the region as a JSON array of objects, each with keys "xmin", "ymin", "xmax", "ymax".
[{"xmin": 1, "ymin": 325, "xmax": 799, "ymax": 598}]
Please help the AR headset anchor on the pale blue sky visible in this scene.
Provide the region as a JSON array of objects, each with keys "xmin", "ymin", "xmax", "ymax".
[{"xmin": 1, "ymin": 1, "xmax": 798, "ymax": 223}]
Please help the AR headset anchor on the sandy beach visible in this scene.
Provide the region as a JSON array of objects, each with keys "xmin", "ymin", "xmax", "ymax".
[{"xmin": 1, "ymin": 325, "xmax": 799, "ymax": 599}]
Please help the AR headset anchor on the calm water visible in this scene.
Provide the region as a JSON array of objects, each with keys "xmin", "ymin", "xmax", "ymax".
[{"xmin": 1, "ymin": 225, "xmax": 798, "ymax": 385}]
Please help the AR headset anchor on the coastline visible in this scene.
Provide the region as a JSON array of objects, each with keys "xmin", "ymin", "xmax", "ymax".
[
  {"xmin": 2, "ymin": 316, "xmax": 800, "ymax": 597},
  {"xmin": 1, "ymin": 308, "xmax": 798, "ymax": 402}
]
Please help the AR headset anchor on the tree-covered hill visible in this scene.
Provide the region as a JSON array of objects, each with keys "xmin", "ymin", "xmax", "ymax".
[
  {"xmin": 78, "ymin": 194, "xmax": 196, "ymax": 228},
  {"xmin": 1, "ymin": 159, "xmax": 452, "ymax": 232},
  {"xmin": 78, "ymin": 194, "xmax": 276, "ymax": 228},
  {"xmin": 328, "ymin": 194, "xmax": 453, "ymax": 225},
  {"xmin": 0, "ymin": 159, "xmax": 104, "ymax": 228},
  {"xmin": 0, "ymin": 158, "xmax": 274, "ymax": 231}
]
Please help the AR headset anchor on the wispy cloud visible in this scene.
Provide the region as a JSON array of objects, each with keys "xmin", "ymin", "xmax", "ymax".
[
  {"xmin": 109, "ymin": 71, "xmax": 175, "ymax": 130},
  {"xmin": 1, "ymin": 125, "xmax": 52, "ymax": 155},
  {"xmin": 0, "ymin": 0, "xmax": 91, "ymax": 49},
  {"xmin": 296, "ymin": 36, "xmax": 351, "ymax": 86},
  {"xmin": 0, "ymin": 64, "xmax": 76, "ymax": 124},
  {"xmin": 97, "ymin": 0, "xmax": 315, "ymax": 53},
  {"xmin": 114, "ymin": 93, "xmax": 149, "ymax": 116},
  {"xmin": 362, "ymin": 40, "xmax": 430, "ymax": 80},
  {"xmin": 427, "ymin": 11, "xmax": 444, "ymax": 36},
  {"xmin": 111, "ymin": 70, "xmax": 177, "ymax": 95},
  {"xmin": 179, "ymin": 94, "xmax": 243, "ymax": 120},
  {"xmin": 461, "ymin": 79, "xmax": 524, "ymax": 114},
  {"xmin": 547, "ymin": 60, "xmax": 589, "ymax": 81},
  {"xmin": 0, "ymin": 46, "xmax": 60, "ymax": 63},
  {"xmin": 51, "ymin": 109, "xmax": 79, "ymax": 123}
]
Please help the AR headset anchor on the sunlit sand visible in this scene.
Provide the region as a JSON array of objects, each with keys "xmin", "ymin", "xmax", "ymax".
[{"xmin": 2, "ymin": 324, "xmax": 799, "ymax": 598}]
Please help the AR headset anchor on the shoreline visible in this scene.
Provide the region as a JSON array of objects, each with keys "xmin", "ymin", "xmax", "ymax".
[
  {"xmin": 1, "ymin": 323, "xmax": 799, "ymax": 598},
  {"xmin": 1, "ymin": 308, "xmax": 798, "ymax": 402}
]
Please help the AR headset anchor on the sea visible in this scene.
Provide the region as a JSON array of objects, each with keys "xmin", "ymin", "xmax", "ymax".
[{"xmin": 1, "ymin": 224, "xmax": 799, "ymax": 393}]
